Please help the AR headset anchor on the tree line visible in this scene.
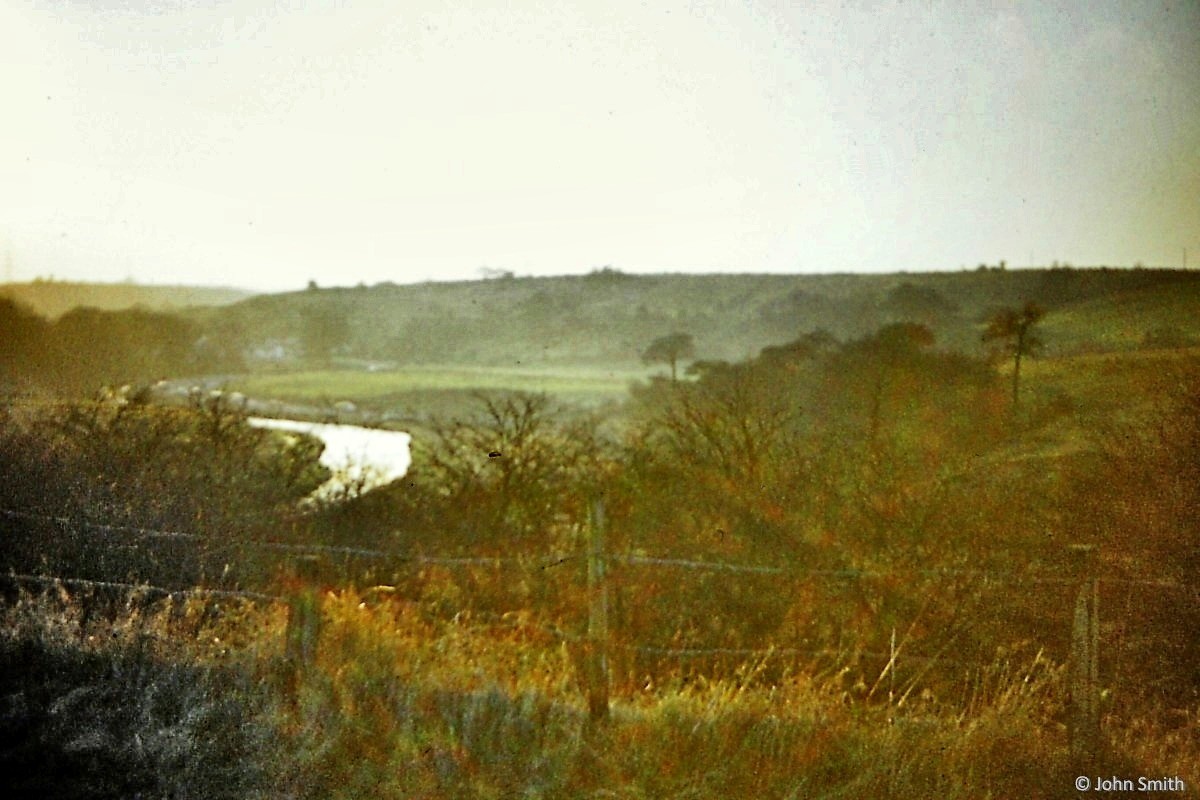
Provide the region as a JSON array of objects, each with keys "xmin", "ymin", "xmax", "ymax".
[{"xmin": 0, "ymin": 298, "xmax": 243, "ymax": 395}]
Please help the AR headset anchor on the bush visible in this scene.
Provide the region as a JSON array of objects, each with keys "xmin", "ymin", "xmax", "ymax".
[
  {"xmin": 0, "ymin": 393, "xmax": 327, "ymax": 588},
  {"xmin": 398, "ymin": 393, "xmax": 618, "ymax": 553},
  {"xmin": 0, "ymin": 592, "xmax": 273, "ymax": 800},
  {"xmin": 1065, "ymin": 371, "xmax": 1200, "ymax": 709}
]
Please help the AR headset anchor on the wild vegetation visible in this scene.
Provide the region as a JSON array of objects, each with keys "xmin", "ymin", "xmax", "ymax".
[{"xmin": 1, "ymin": 267, "xmax": 1197, "ymax": 797}]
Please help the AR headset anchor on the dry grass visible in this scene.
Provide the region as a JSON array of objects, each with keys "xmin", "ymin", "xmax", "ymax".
[{"xmin": 3, "ymin": 586, "xmax": 1193, "ymax": 799}]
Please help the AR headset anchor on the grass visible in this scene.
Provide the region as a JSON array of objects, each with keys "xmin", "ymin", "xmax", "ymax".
[
  {"xmin": 1021, "ymin": 347, "xmax": 1200, "ymax": 421},
  {"xmin": 936, "ymin": 348, "xmax": 1200, "ymax": 470},
  {"xmin": 1039, "ymin": 280, "xmax": 1200, "ymax": 353},
  {"xmin": 0, "ymin": 589, "xmax": 277, "ymax": 799},
  {"xmin": 229, "ymin": 364, "xmax": 654, "ymax": 409},
  {"xmin": 3, "ymin": 586, "xmax": 1194, "ymax": 800}
]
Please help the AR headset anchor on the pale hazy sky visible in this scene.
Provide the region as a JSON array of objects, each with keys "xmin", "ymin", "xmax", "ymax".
[{"xmin": 2, "ymin": 0, "xmax": 1197, "ymax": 291}]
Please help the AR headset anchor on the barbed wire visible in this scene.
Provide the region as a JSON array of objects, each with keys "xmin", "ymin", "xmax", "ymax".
[
  {"xmin": 1, "ymin": 506, "xmax": 1188, "ymax": 589},
  {"xmin": 0, "ymin": 507, "xmax": 581, "ymax": 569},
  {"xmin": 0, "ymin": 564, "xmax": 1177, "ymax": 671},
  {"xmin": 444, "ymin": 608, "xmax": 580, "ymax": 643},
  {"xmin": 2, "ymin": 572, "xmax": 282, "ymax": 604},
  {"xmin": 1, "ymin": 508, "xmax": 201, "ymax": 541},
  {"xmin": 614, "ymin": 555, "xmax": 787, "ymax": 575},
  {"xmin": 609, "ymin": 552, "xmax": 1160, "ymax": 588}
]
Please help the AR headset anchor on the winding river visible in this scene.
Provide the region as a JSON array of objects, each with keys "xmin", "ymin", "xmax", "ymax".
[{"xmin": 247, "ymin": 417, "xmax": 412, "ymax": 496}]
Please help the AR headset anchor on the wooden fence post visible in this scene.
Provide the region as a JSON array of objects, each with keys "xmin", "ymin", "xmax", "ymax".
[
  {"xmin": 586, "ymin": 496, "xmax": 610, "ymax": 725},
  {"xmin": 285, "ymin": 556, "xmax": 323, "ymax": 685},
  {"xmin": 1068, "ymin": 544, "xmax": 1100, "ymax": 767}
]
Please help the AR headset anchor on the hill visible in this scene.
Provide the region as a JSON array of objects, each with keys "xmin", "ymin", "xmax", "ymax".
[
  {"xmin": 197, "ymin": 267, "xmax": 1200, "ymax": 371},
  {"xmin": 0, "ymin": 280, "xmax": 254, "ymax": 319}
]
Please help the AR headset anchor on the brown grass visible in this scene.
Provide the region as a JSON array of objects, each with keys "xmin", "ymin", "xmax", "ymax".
[{"xmin": 3, "ymin": 585, "xmax": 1193, "ymax": 800}]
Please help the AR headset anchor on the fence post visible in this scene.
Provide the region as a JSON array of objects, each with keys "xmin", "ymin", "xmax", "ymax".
[
  {"xmin": 285, "ymin": 555, "xmax": 323, "ymax": 687},
  {"xmin": 585, "ymin": 496, "xmax": 610, "ymax": 725},
  {"xmin": 1067, "ymin": 543, "xmax": 1100, "ymax": 767}
]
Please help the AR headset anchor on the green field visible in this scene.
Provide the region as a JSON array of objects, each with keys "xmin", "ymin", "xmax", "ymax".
[
  {"xmin": 970, "ymin": 347, "xmax": 1200, "ymax": 464},
  {"xmin": 1037, "ymin": 281, "xmax": 1200, "ymax": 353},
  {"xmin": 229, "ymin": 364, "xmax": 656, "ymax": 408},
  {"xmin": 1022, "ymin": 346, "xmax": 1200, "ymax": 414}
]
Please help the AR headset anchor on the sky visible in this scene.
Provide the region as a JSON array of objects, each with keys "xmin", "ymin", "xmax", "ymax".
[{"xmin": 1, "ymin": 0, "xmax": 1198, "ymax": 292}]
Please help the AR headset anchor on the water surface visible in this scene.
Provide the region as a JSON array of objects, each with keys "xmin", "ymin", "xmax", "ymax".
[{"xmin": 248, "ymin": 417, "xmax": 411, "ymax": 495}]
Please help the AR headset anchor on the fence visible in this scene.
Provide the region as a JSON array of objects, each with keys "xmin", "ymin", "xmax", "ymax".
[{"xmin": 0, "ymin": 500, "xmax": 1190, "ymax": 768}]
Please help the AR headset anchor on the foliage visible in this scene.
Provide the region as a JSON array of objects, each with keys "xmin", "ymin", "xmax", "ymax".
[
  {"xmin": 4, "ymin": 268, "xmax": 1200, "ymax": 794},
  {"xmin": 1064, "ymin": 368, "xmax": 1200, "ymax": 707},
  {"xmin": 882, "ymin": 281, "xmax": 958, "ymax": 322},
  {"xmin": 298, "ymin": 303, "xmax": 351, "ymax": 364},
  {"xmin": 399, "ymin": 392, "xmax": 619, "ymax": 552},
  {"xmin": 0, "ymin": 297, "xmax": 50, "ymax": 389},
  {"xmin": 584, "ymin": 265, "xmax": 634, "ymax": 282},
  {"xmin": 0, "ymin": 591, "xmax": 273, "ymax": 800},
  {"xmin": 0, "ymin": 393, "xmax": 326, "ymax": 587},
  {"xmin": 1142, "ymin": 324, "xmax": 1196, "ymax": 349},
  {"xmin": 3, "ymin": 588, "xmax": 1193, "ymax": 800},
  {"xmin": 756, "ymin": 328, "xmax": 838, "ymax": 364},
  {"xmin": 617, "ymin": 323, "xmax": 1018, "ymax": 669},
  {"xmin": 194, "ymin": 268, "xmax": 1200, "ymax": 371},
  {"xmin": 48, "ymin": 307, "xmax": 200, "ymax": 393},
  {"xmin": 983, "ymin": 301, "xmax": 1046, "ymax": 409},
  {"xmin": 640, "ymin": 331, "xmax": 696, "ymax": 382},
  {"xmin": 0, "ymin": 301, "xmax": 246, "ymax": 396}
]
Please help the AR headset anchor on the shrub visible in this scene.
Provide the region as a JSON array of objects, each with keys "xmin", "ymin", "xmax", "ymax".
[{"xmin": 0, "ymin": 393, "xmax": 326, "ymax": 588}]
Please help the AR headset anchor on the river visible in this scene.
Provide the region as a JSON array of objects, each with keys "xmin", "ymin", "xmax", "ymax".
[{"xmin": 247, "ymin": 417, "xmax": 412, "ymax": 496}]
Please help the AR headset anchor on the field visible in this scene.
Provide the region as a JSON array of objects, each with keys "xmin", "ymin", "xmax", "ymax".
[
  {"xmin": 228, "ymin": 363, "xmax": 655, "ymax": 413},
  {"xmin": 1036, "ymin": 281, "xmax": 1200, "ymax": 353}
]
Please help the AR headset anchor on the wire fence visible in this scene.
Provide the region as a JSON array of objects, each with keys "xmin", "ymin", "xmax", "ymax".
[
  {"xmin": 3, "ymin": 496, "xmax": 1194, "ymax": 757},
  {"xmin": 0, "ymin": 507, "xmax": 581, "ymax": 568},
  {"xmin": 2, "ymin": 504, "xmax": 1189, "ymax": 670},
  {"xmin": 2, "ymin": 506, "xmax": 1183, "ymax": 590},
  {"xmin": 3, "ymin": 571, "xmax": 282, "ymax": 604}
]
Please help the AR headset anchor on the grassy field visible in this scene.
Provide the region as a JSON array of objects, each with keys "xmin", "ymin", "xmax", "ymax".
[
  {"xmin": 974, "ymin": 346, "xmax": 1200, "ymax": 465},
  {"xmin": 8, "ymin": 586, "xmax": 1193, "ymax": 800},
  {"xmin": 1022, "ymin": 346, "xmax": 1200, "ymax": 417},
  {"xmin": 229, "ymin": 364, "xmax": 656, "ymax": 409},
  {"xmin": 1038, "ymin": 281, "xmax": 1200, "ymax": 353}
]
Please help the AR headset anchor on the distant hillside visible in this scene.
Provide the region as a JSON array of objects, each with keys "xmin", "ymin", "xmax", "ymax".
[
  {"xmin": 0, "ymin": 281, "xmax": 254, "ymax": 319},
  {"xmin": 195, "ymin": 267, "xmax": 1200, "ymax": 370}
]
